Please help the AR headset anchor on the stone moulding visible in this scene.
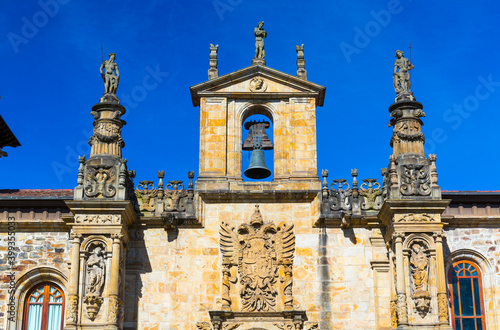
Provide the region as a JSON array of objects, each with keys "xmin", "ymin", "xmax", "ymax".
[{"xmin": 208, "ymin": 311, "xmax": 308, "ymax": 330}]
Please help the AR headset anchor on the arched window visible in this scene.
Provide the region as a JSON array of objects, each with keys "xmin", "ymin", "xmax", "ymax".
[
  {"xmin": 23, "ymin": 283, "xmax": 65, "ymax": 330},
  {"xmin": 448, "ymin": 260, "xmax": 485, "ymax": 330}
]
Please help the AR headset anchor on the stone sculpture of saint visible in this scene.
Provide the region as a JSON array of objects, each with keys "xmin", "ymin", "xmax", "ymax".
[
  {"xmin": 393, "ymin": 50, "xmax": 414, "ymax": 93},
  {"xmin": 86, "ymin": 246, "xmax": 105, "ymax": 295},
  {"xmin": 100, "ymin": 53, "xmax": 120, "ymax": 94},
  {"xmin": 410, "ymin": 243, "xmax": 428, "ymax": 293},
  {"xmin": 254, "ymin": 21, "xmax": 267, "ymax": 59}
]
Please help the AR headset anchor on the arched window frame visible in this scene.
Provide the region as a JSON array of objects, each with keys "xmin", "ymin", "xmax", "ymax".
[
  {"xmin": 445, "ymin": 249, "xmax": 497, "ymax": 330},
  {"xmin": 22, "ymin": 282, "xmax": 65, "ymax": 330},
  {"xmin": 5, "ymin": 266, "xmax": 68, "ymax": 330},
  {"xmin": 448, "ymin": 260, "xmax": 485, "ymax": 330}
]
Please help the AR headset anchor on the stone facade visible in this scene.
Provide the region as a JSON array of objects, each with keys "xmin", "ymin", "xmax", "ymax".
[{"xmin": 1, "ymin": 36, "xmax": 500, "ymax": 330}]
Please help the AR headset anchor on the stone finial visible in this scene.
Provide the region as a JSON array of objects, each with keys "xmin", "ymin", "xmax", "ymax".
[
  {"xmin": 393, "ymin": 49, "xmax": 414, "ymax": 102},
  {"xmin": 250, "ymin": 204, "xmax": 263, "ymax": 226},
  {"xmin": 99, "ymin": 52, "xmax": 120, "ymax": 103},
  {"xmin": 208, "ymin": 44, "xmax": 219, "ymax": 80},
  {"xmin": 296, "ymin": 44, "xmax": 307, "ymax": 80}
]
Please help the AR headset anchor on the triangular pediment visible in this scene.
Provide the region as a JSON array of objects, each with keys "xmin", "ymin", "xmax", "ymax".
[{"xmin": 190, "ymin": 65, "xmax": 325, "ymax": 107}]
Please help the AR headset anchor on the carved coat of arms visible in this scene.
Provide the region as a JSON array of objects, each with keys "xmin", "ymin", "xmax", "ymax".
[{"xmin": 219, "ymin": 205, "xmax": 295, "ymax": 312}]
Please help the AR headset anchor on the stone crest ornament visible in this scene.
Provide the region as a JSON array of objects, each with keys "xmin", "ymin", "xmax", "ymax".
[
  {"xmin": 400, "ymin": 164, "xmax": 431, "ymax": 196},
  {"xmin": 219, "ymin": 205, "xmax": 295, "ymax": 312},
  {"xmin": 248, "ymin": 77, "xmax": 267, "ymax": 92},
  {"xmin": 410, "ymin": 242, "xmax": 431, "ymax": 318}
]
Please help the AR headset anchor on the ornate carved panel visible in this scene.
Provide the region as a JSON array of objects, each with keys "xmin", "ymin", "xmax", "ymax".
[{"xmin": 219, "ymin": 205, "xmax": 295, "ymax": 312}]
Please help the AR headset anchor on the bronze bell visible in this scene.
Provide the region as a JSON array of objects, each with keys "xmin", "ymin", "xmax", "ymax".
[
  {"xmin": 243, "ymin": 120, "xmax": 273, "ymax": 179},
  {"xmin": 245, "ymin": 149, "xmax": 271, "ymax": 179}
]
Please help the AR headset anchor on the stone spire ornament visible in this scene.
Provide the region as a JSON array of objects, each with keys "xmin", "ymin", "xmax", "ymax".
[
  {"xmin": 252, "ymin": 21, "xmax": 267, "ymax": 66},
  {"xmin": 208, "ymin": 44, "xmax": 219, "ymax": 80},
  {"xmin": 100, "ymin": 52, "xmax": 120, "ymax": 103},
  {"xmin": 384, "ymin": 49, "xmax": 440, "ymax": 199},
  {"xmin": 296, "ymin": 44, "xmax": 307, "ymax": 80}
]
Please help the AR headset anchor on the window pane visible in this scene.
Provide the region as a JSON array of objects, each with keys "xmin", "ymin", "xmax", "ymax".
[
  {"xmin": 455, "ymin": 318, "xmax": 461, "ymax": 330},
  {"xmin": 26, "ymin": 303, "xmax": 43, "ymax": 330},
  {"xmin": 47, "ymin": 304, "xmax": 63, "ymax": 330},
  {"xmin": 452, "ymin": 277, "xmax": 460, "ymax": 316},
  {"xmin": 473, "ymin": 278, "xmax": 481, "ymax": 316},
  {"xmin": 459, "ymin": 278, "xmax": 474, "ymax": 316},
  {"xmin": 477, "ymin": 318, "xmax": 483, "ymax": 329},
  {"xmin": 461, "ymin": 318, "xmax": 476, "ymax": 330}
]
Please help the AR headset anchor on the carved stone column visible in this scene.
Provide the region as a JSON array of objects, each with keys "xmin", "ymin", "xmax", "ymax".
[
  {"xmin": 434, "ymin": 231, "xmax": 451, "ymax": 328},
  {"xmin": 107, "ymin": 234, "xmax": 123, "ymax": 327},
  {"xmin": 393, "ymin": 232, "xmax": 408, "ymax": 326},
  {"xmin": 65, "ymin": 233, "xmax": 82, "ymax": 327}
]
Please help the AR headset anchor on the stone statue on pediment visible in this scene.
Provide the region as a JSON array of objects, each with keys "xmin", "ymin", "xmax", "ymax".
[{"xmin": 254, "ymin": 21, "xmax": 267, "ymax": 59}]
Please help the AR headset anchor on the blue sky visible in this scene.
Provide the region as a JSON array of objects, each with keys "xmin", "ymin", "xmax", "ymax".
[{"xmin": 1, "ymin": 0, "xmax": 500, "ymax": 191}]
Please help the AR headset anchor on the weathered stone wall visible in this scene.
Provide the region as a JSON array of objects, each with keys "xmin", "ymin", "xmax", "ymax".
[
  {"xmin": 0, "ymin": 230, "xmax": 70, "ymax": 328},
  {"xmin": 125, "ymin": 200, "xmax": 380, "ymax": 329}
]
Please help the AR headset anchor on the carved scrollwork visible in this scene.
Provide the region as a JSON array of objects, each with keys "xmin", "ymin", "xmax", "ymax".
[
  {"xmin": 397, "ymin": 213, "xmax": 435, "ymax": 222},
  {"xmin": 390, "ymin": 299, "xmax": 398, "ymax": 328},
  {"xmin": 274, "ymin": 323, "xmax": 294, "ymax": 330},
  {"xmin": 66, "ymin": 294, "xmax": 78, "ymax": 323},
  {"xmin": 400, "ymin": 164, "xmax": 431, "ymax": 196},
  {"xmin": 360, "ymin": 179, "xmax": 382, "ymax": 211},
  {"xmin": 438, "ymin": 292, "xmax": 449, "ymax": 322},
  {"xmin": 75, "ymin": 214, "xmax": 120, "ymax": 224},
  {"xmin": 330, "ymin": 179, "xmax": 351, "ymax": 212},
  {"xmin": 196, "ymin": 322, "xmax": 212, "ymax": 330},
  {"xmin": 84, "ymin": 165, "xmax": 117, "ymax": 198},
  {"xmin": 396, "ymin": 293, "xmax": 408, "ymax": 324},
  {"xmin": 165, "ymin": 180, "xmax": 187, "ymax": 212},
  {"xmin": 219, "ymin": 205, "xmax": 295, "ymax": 312},
  {"xmin": 107, "ymin": 296, "xmax": 120, "ymax": 323},
  {"xmin": 83, "ymin": 294, "xmax": 103, "ymax": 321},
  {"xmin": 135, "ymin": 180, "xmax": 157, "ymax": 212}
]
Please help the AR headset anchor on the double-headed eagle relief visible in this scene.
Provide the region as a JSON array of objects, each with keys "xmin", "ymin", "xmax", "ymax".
[{"xmin": 219, "ymin": 205, "xmax": 295, "ymax": 312}]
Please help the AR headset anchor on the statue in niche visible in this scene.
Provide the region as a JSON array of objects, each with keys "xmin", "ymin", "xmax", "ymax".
[
  {"xmin": 100, "ymin": 53, "xmax": 120, "ymax": 94},
  {"xmin": 254, "ymin": 21, "xmax": 267, "ymax": 59},
  {"xmin": 86, "ymin": 246, "xmax": 105, "ymax": 295},
  {"xmin": 410, "ymin": 242, "xmax": 431, "ymax": 318},
  {"xmin": 393, "ymin": 50, "xmax": 413, "ymax": 94}
]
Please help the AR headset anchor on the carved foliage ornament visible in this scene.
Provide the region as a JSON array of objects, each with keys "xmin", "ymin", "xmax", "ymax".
[
  {"xmin": 219, "ymin": 205, "xmax": 295, "ymax": 312},
  {"xmin": 165, "ymin": 180, "xmax": 187, "ymax": 212},
  {"xmin": 400, "ymin": 164, "xmax": 431, "ymax": 196},
  {"xmin": 84, "ymin": 165, "xmax": 117, "ymax": 198}
]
